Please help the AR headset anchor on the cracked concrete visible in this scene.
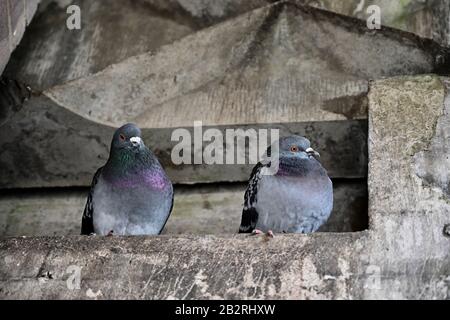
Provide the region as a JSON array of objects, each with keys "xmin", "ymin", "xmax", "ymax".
[{"xmin": 1, "ymin": 75, "xmax": 449, "ymax": 299}]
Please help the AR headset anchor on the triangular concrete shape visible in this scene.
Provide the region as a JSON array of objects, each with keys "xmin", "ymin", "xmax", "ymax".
[{"xmin": 44, "ymin": 1, "xmax": 449, "ymax": 128}]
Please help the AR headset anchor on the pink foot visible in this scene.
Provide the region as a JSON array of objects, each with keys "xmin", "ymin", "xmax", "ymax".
[
  {"xmin": 107, "ymin": 230, "xmax": 114, "ymax": 237},
  {"xmin": 251, "ymin": 229, "xmax": 264, "ymax": 236},
  {"xmin": 267, "ymin": 230, "xmax": 274, "ymax": 238}
]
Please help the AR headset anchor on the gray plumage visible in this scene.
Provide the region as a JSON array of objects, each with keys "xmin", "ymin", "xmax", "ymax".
[
  {"xmin": 239, "ymin": 136, "xmax": 333, "ymax": 234},
  {"xmin": 81, "ymin": 123, "xmax": 173, "ymax": 236}
]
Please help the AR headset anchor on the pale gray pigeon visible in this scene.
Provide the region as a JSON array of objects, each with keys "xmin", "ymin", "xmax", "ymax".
[
  {"xmin": 81, "ymin": 123, "xmax": 174, "ymax": 236},
  {"xmin": 239, "ymin": 136, "xmax": 333, "ymax": 235}
]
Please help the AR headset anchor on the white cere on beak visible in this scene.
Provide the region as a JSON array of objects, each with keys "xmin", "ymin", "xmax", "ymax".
[
  {"xmin": 306, "ymin": 147, "xmax": 320, "ymax": 158},
  {"xmin": 130, "ymin": 136, "xmax": 142, "ymax": 146}
]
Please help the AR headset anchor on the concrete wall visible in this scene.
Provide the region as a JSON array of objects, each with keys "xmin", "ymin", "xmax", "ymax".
[
  {"xmin": 1, "ymin": 1, "xmax": 449, "ymax": 300},
  {"xmin": 2, "ymin": 0, "xmax": 449, "ymax": 78},
  {"xmin": 2, "ymin": 1, "xmax": 449, "ymax": 189},
  {"xmin": 304, "ymin": 0, "xmax": 450, "ymax": 47},
  {"xmin": 1, "ymin": 75, "xmax": 449, "ymax": 299},
  {"xmin": 0, "ymin": 0, "xmax": 39, "ymax": 74}
]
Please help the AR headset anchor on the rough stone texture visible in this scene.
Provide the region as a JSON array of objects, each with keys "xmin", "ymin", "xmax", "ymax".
[
  {"xmin": 413, "ymin": 78, "xmax": 450, "ymax": 197},
  {"xmin": 304, "ymin": 0, "xmax": 450, "ymax": 47},
  {"xmin": 44, "ymin": 2, "xmax": 449, "ymax": 128},
  {"xmin": 430, "ymin": 0, "xmax": 450, "ymax": 47},
  {"xmin": 5, "ymin": 0, "xmax": 198, "ymax": 91},
  {"xmin": 0, "ymin": 181, "xmax": 368, "ymax": 237},
  {"xmin": 0, "ymin": 77, "xmax": 31, "ymax": 127},
  {"xmin": 2, "ymin": 1, "xmax": 450, "ymax": 188},
  {"xmin": 0, "ymin": 95, "xmax": 368, "ymax": 186},
  {"xmin": 0, "ymin": 0, "xmax": 39, "ymax": 74},
  {"xmin": 0, "ymin": 75, "xmax": 449, "ymax": 299},
  {"xmin": 0, "ymin": 2, "xmax": 11, "ymax": 75},
  {"xmin": 6, "ymin": 0, "xmax": 449, "ymax": 86}
]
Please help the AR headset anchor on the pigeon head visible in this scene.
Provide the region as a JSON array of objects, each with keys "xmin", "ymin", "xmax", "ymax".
[
  {"xmin": 105, "ymin": 123, "xmax": 156, "ymax": 178},
  {"xmin": 111, "ymin": 123, "xmax": 145, "ymax": 154},
  {"xmin": 269, "ymin": 135, "xmax": 321, "ymax": 176},
  {"xmin": 276, "ymin": 135, "xmax": 320, "ymax": 160}
]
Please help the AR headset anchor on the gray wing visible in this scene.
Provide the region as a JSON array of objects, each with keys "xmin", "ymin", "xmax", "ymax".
[
  {"xmin": 239, "ymin": 162, "xmax": 267, "ymax": 233},
  {"xmin": 81, "ymin": 167, "xmax": 103, "ymax": 235},
  {"xmin": 158, "ymin": 190, "xmax": 174, "ymax": 234}
]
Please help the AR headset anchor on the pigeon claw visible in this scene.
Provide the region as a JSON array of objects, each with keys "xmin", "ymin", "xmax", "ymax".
[
  {"xmin": 107, "ymin": 230, "xmax": 114, "ymax": 237},
  {"xmin": 250, "ymin": 229, "xmax": 264, "ymax": 236},
  {"xmin": 250, "ymin": 229, "xmax": 274, "ymax": 238}
]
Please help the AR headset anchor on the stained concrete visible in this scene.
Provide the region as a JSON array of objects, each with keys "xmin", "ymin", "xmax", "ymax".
[
  {"xmin": 0, "ymin": 1, "xmax": 449, "ymax": 299},
  {"xmin": 2, "ymin": 1, "xmax": 449, "ymax": 188},
  {"xmin": 0, "ymin": 75, "xmax": 449, "ymax": 299},
  {"xmin": 5, "ymin": 0, "xmax": 449, "ymax": 80},
  {"xmin": 304, "ymin": 0, "xmax": 450, "ymax": 47},
  {"xmin": 0, "ymin": 101, "xmax": 368, "ymax": 186},
  {"xmin": 5, "ymin": 0, "xmax": 198, "ymax": 91},
  {"xmin": 0, "ymin": 0, "xmax": 39, "ymax": 74},
  {"xmin": 44, "ymin": 2, "xmax": 449, "ymax": 127}
]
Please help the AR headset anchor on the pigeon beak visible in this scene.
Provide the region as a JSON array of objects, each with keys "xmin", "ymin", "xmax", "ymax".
[
  {"xmin": 306, "ymin": 147, "xmax": 320, "ymax": 158},
  {"xmin": 130, "ymin": 136, "xmax": 143, "ymax": 148}
]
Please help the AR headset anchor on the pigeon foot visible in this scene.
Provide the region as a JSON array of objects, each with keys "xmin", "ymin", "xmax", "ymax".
[
  {"xmin": 250, "ymin": 229, "xmax": 274, "ymax": 238},
  {"xmin": 250, "ymin": 229, "xmax": 264, "ymax": 236}
]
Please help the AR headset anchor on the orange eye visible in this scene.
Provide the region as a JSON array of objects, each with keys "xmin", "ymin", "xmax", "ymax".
[
  {"xmin": 119, "ymin": 134, "xmax": 126, "ymax": 141},
  {"xmin": 290, "ymin": 146, "xmax": 299, "ymax": 152}
]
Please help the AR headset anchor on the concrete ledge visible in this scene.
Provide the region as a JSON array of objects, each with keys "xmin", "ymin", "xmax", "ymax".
[
  {"xmin": 1, "ymin": 75, "xmax": 450, "ymax": 299},
  {"xmin": 0, "ymin": 233, "xmax": 369, "ymax": 300},
  {"xmin": 0, "ymin": 229, "xmax": 448, "ymax": 299}
]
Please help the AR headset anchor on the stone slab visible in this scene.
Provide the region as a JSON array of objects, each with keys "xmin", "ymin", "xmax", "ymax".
[{"xmin": 1, "ymin": 75, "xmax": 450, "ymax": 299}]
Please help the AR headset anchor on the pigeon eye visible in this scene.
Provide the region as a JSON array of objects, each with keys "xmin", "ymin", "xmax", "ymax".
[
  {"xmin": 119, "ymin": 134, "xmax": 126, "ymax": 141},
  {"xmin": 290, "ymin": 146, "xmax": 299, "ymax": 152}
]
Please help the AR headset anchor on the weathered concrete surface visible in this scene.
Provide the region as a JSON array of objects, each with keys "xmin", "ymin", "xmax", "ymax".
[
  {"xmin": 0, "ymin": 233, "xmax": 369, "ymax": 300},
  {"xmin": 5, "ymin": 0, "xmax": 198, "ymax": 91},
  {"xmin": 0, "ymin": 181, "xmax": 368, "ymax": 237},
  {"xmin": 0, "ymin": 93, "xmax": 368, "ymax": 186},
  {"xmin": 413, "ymin": 78, "xmax": 450, "ymax": 197},
  {"xmin": 44, "ymin": 2, "xmax": 449, "ymax": 127},
  {"xmin": 5, "ymin": 0, "xmax": 449, "ymax": 85},
  {"xmin": 3, "ymin": 1, "xmax": 450, "ymax": 188},
  {"xmin": 0, "ymin": 77, "xmax": 31, "ymax": 126},
  {"xmin": 0, "ymin": 0, "xmax": 39, "ymax": 74},
  {"xmin": 1, "ymin": 75, "xmax": 449, "ymax": 299},
  {"xmin": 304, "ymin": 0, "xmax": 450, "ymax": 47}
]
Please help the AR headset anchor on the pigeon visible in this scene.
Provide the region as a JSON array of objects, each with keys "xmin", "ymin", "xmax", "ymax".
[
  {"xmin": 81, "ymin": 123, "xmax": 174, "ymax": 236},
  {"xmin": 239, "ymin": 136, "xmax": 333, "ymax": 236}
]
